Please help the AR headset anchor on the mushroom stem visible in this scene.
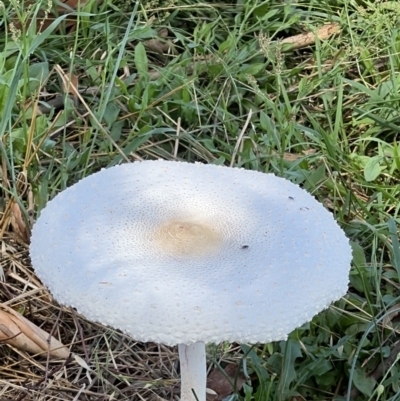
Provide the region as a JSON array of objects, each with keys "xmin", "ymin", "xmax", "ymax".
[{"xmin": 178, "ymin": 342, "xmax": 206, "ymax": 401}]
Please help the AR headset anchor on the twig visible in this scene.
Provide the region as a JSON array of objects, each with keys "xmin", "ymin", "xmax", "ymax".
[
  {"xmin": 71, "ymin": 309, "xmax": 90, "ymax": 363},
  {"xmin": 230, "ymin": 110, "xmax": 253, "ymax": 167},
  {"xmin": 15, "ymin": 355, "xmax": 74, "ymax": 401},
  {"xmin": 44, "ymin": 309, "xmax": 63, "ymax": 385},
  {"xmin": 174, "ymin": 117, "xmax": 181, "ymax": 159}
]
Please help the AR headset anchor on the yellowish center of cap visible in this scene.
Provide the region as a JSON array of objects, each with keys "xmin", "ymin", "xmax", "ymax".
[{"xmin": 155, "ymin": 220, "xmax": 222, "ymax": 257}]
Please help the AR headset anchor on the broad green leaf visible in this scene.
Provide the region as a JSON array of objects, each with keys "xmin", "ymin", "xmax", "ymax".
[
  {"xmin": 260, "ymin": 111, "xmax": 275, "ymax": 133},
  {"xmin": 303, "ymin": 164, "xmax": 326, "ymax": 190},
  {"xmin": 243, "ymin": 383, "xmax": 253, "ymax": 401},
  {"xmin": 240, "ymin": 63, "xmax": 265, "ymax": 75},
  {"xmin": 364, "ymin": 156, "xmax": 382, "ymax": 182},
  {"xmin": 134, "ymin": 42, "xmax": 149, "ymax": 80},
  {"xmin": 28, "ymin": 62, "xmax": 49, "ymax": 91},
  {"xmin": 103, "ymin": 103, "xmax": 120, "ymax": 127},
  {"xmin": 350, "ymin": 241, "xmax": 366, "ymax": 268},
  {"xmin": 352, "ymin": 367, "xmax": 376, "ymax": 396},
  {"xmin": 110, "ymin": 120, "xmax": 124, "ymax": 142},
  {"xmin": 349, "ymin": 240, "xmax": 373, "ymax": 299},
  {"xmin": 280, "ymin": 340, "xmax": 302, "ymax": 391}
]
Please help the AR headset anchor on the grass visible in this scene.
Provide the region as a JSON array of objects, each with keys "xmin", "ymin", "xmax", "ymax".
[{"xmin": 1, "ymin": 0, "xmax": 400, "ymax": 399}]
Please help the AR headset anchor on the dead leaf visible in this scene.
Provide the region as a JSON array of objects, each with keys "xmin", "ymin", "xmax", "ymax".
[
  {"xmin": 62, "ymin": 72, "xmax": 79, "ymax": 94},
  {"xmin": 57, "ymin": 0, "xmax": 93, "ymax": 11},
  {"xmin": 144, "ymin": 29, "xmax": 178, "ymax": 59},
  {"xmin": 206, "ymin": 364, "xmax": 246, "ymax": 401},
  {"xmin": 12, "ymin": 0, "xmax": 103, "ymax": 33},
  {"xmin": 9, "ymin": 202, "xmax": 30, "ymax": 244},
  {"xmin": 0, "ymin": 304, "xmax": 69, "ymax": 359},
  {"xmin": 144, "ymin": 38, "xmax": 173, "ymax": 55},
  {"xmin": 61, "ymin": 71, "xmax": 79, "ymax": 106},
  {"xmin": 382, "ymin": 304, "xmax": 400, "ymax": 328},
  {"xmin": 281, "ymin": 23, "xmax": 340, "ymax": 50},
  {"xmin": 274, "ymin": 149, "xmax": 317, "ymax": 162}
]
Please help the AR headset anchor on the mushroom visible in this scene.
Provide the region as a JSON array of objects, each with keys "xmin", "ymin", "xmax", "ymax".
[{"xmin": 30, "ymin": 160, "xmax": 352, "ymax": 401}]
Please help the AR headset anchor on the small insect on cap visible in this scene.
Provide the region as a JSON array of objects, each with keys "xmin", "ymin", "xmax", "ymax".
[{"xmin": 30, "ymin": 161, "xmax": 352, "ymax": 346}]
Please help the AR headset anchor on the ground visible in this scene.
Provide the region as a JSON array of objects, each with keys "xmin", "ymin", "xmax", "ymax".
[{"xmin": 1, "ymin": 0, "xmax": 400, "ymax": 400}]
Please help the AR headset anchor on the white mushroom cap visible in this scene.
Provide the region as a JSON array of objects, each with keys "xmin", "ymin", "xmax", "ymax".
[{"xmin": 30, "ymin": 161, "xmax": 352, "ymax": 346}]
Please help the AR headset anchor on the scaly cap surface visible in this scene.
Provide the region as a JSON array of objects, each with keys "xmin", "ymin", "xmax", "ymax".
[{"xmin": 30, "ymin": 161, "xmax": 352, "ymax": 345}]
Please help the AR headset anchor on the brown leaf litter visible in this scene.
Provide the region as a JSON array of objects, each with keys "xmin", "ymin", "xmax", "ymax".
[
  {"xmin": 12, "ymin": 0, "xmax": 104, "ymax": 33},
  {"xmin": 0, "ymin": 303, "xmax": 69, "ymax": 358},
  {"xmin": 207, "ymin": 363, "xmax": 246, "ymax": 401},
  {"xmin": 9, "ymin": 202, "xmax": 30, "ymax": 245},
  {"xmin": 0, "ymin": 172, "xmax": 32, "ymax": 244}
]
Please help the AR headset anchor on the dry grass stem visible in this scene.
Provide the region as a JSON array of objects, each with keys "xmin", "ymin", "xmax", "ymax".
[{"xmin": 230, "ymin": 110, "xmax": 253, "ymax": 167}]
